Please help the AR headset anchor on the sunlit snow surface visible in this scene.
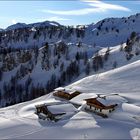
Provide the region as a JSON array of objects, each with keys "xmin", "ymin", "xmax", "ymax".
[{"xmin": 0, "ymin": 58, "xmax": 140, "ymax": 139}]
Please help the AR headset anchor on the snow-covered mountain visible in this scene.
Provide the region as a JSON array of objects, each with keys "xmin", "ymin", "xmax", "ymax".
[
  {"xmin": 0, "ymin": 13, "xmax": 140, "ymax": 139},
  {"xmin": 0, "ymin": 13, "xmax": 140, "ymax": 108},
  {"xmin": 0, "ymin": 27, "xmax": 140, "ymax": 107},
  {"xmin": 6, "ymin": 23, "xmax": 27, "ymax": 30},
  {"xmin": 6, "ymin": 21, "xmax": 61, "ymax": 31},
  {"xmin": 85, "ymin": 13, "xmax": 140, "ymax": 47},
  {"xmin": 0, "ymin": 13, "xmax": 140, "ymax": 49},
  {"xmin": 0, "ymin": 40, "xmax": 98, "ymax": 107}
]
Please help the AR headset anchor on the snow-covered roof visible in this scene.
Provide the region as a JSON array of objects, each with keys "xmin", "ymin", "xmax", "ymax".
[
  {"xmin": 54, "ymin": 87, "xmax": 65, "ymax": 91},
  {"xmin": 97, "ymin": 98, "xmax": 111, "ymax": 106},
  {"xmin": 97, "ymin": 95, "xmax": 127, "ymax": 106},
  {"xmin": 54, "ymin": 87, "xmax": 77, "ymax": 94},
  {"xmin": 68, "ymin": 90, "xmax": 79, "ymax": 95},
  {"xmin": 47, "ymin": 103, "xmax": 77, "ymax": 114},
  {"xmin": 105, "ymin": 95, "xmax": 127, "ymax": 104},
  {"xmin": 70, "ymin": 93, "xmax": 97, "ymax": 105}
]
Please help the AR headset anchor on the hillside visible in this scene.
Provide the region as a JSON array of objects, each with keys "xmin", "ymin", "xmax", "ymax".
[
  {"xmin": 0, "ymin": 27, "xmax": 140, "ymax": 107},
  {"xmin": 0, "ymin": 13, "xmax": 140, "ymax": 49},
  {"xmin": 0, "ymin": 54, "xmax": 140, "ymax": 139},
  {"xmin": 68, "ymin": 59, "xmax": 140, "ymax": 96}
]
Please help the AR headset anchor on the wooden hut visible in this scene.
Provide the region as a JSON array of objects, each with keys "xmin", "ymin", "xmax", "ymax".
[
  {"xmin": 35, "ymin": 103, "xmax": 77, "ymax": 121},
  {"xmin": 35, "ymin": 104, "xmax": 65, "ymax": 121},
  {"xmin": 84, "ymin": 97, "xmax": 118, "ymax": 118},
  {"xmin": 53, "ymin": 87, "xmax": 81, "ymax": 100}
]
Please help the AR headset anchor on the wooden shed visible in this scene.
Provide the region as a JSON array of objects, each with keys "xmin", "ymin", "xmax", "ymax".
[
  {"xmin": 35, "ymin": 103, "xmax": 77, "ymax": 121},
  {"xmin": 53, "ymin": 87, "xmax": 81, "ymax": 100},
  {"xmin": 35, "ymin": 104, "xmax": 65, "ymax": 121}
]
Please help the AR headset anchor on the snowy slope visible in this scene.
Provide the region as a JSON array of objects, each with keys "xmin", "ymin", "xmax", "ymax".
[
  {"xmin": 84, "ymin": 13, "xmax": 140, "ymax": 46},
  {"xmin": 0, "ymin": 32, "xmax": 140, "ymax": 107},
  {"xmin": 68, "ymin": 60, "xmax": 140, "ymax": 94},
  {"xmin": 0, "ymin": 57, "xmax": 140, "ymax": 139}
]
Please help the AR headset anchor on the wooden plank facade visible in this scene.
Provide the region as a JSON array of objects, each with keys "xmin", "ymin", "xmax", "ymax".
[
  {"xmin": 84, "ymin": 98, "xmax": 118, "ymax": 117},
  {"xmin": 53, "ymin": 90, "xmax": 81, "ymax": 100}
]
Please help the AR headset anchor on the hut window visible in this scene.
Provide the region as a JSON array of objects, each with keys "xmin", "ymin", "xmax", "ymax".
[
  {"xmin": 90, "ymin": 106, "xmax": 91, "ymax": 109},
  {"xmin": 100, "ymin": 109, "xmax": 102, "ymax": 112},
  {"xmin": 109, "ymin": 110, "xmax": 112, "ymax": 113}
]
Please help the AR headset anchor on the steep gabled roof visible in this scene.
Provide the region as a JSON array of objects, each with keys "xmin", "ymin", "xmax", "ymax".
[{"xmin": 85, "ymin": 97, "xmax": 117, "ymax": 109}]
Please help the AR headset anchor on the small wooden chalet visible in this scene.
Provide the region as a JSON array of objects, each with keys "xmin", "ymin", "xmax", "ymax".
[
  {"xmin": 35, "ymin": 104, "xmax": 66, "ymax": 121},
  {"xmin": 35, "ymin": 103, "xmax": 77, "ymax": 121},
  {"xmin": 53, "ymin": 87, "xmax": 81, "ymax": 100},
  {"xmin": 84, "ymin": 97, "xmax": 118, "ymax": 118}
]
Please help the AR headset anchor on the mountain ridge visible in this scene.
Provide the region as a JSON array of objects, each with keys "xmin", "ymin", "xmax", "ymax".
[
  {"xmin": 0, "ymin": 13, "xmax": 140, "ymax": 48},
  {"xmin": 6, "ymin": 21, "xmax": 62, "ymax": 31},
  {"xmin": 2, "ymin": 13, "xmax": 140, "ymax": 31}
]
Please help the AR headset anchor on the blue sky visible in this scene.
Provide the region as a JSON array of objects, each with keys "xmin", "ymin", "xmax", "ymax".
[{"xmin": 0, "ymin": 0, "xmax": 140, "ymax": 29}]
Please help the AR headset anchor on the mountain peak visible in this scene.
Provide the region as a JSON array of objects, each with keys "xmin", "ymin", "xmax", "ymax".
[
  {"xmin": 6, "ymin": 20, "xmax": 62, "ymax": 31},
  {"xmin": 6, "ymin": 23, "xmax": 26, "ymax": 30},
  {"xmin": 0, "ymin": 28, "xmax": 4, "ymax": 32}
]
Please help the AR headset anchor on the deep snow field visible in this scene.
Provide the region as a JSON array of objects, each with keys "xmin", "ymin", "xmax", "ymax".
[{"xmin": 0, "ymin": 59, "xmax": 140, "ymax": 139}]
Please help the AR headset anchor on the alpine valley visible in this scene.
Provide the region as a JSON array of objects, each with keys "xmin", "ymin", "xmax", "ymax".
[{"xmin": 0, "ymin": 13, "xmax": 140, "ymax": 139}]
